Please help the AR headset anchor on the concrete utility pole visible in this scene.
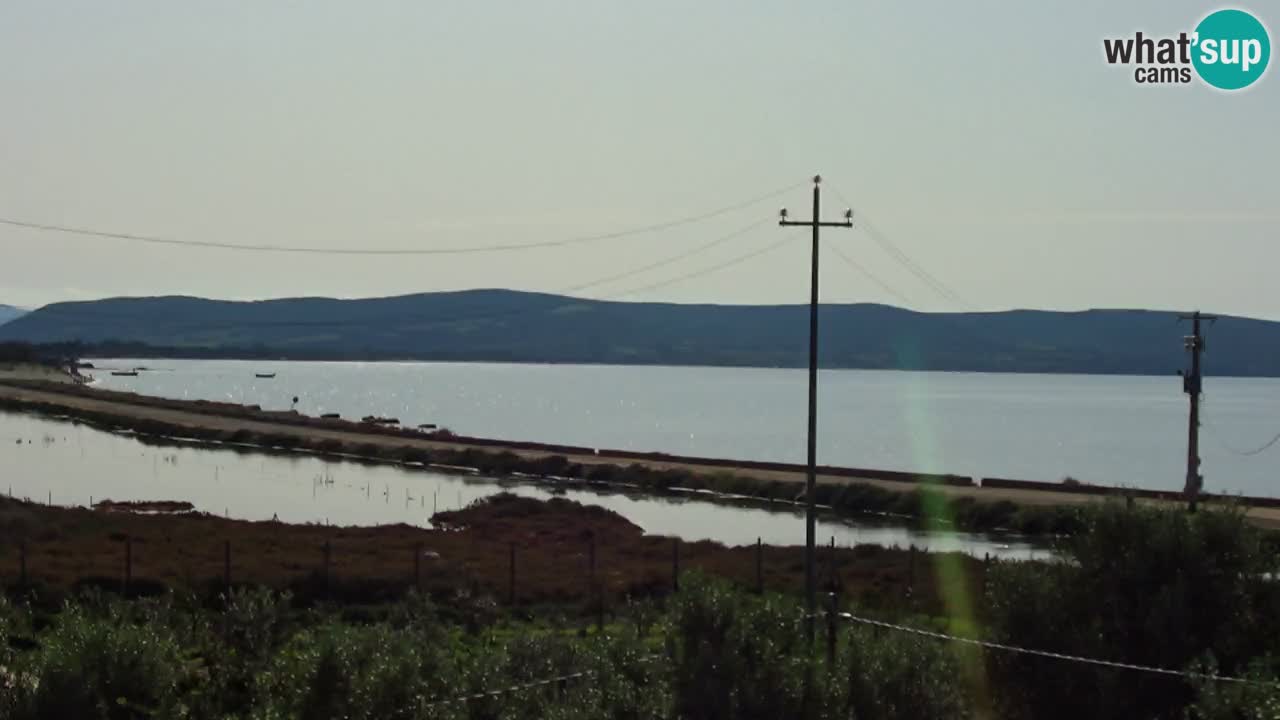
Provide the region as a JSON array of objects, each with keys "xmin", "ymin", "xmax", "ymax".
[
  {"xmin": 779, "ymin": 175, "xmax": 853, "ymax": 641},
  {"xmin": 1180, "ymin": 310, "xmax": 1216, "ymax": 513}
]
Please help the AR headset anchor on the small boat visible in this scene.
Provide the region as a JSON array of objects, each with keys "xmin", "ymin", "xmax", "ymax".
[
  {"xmin": 111, "ymin": 371, "xmax": 139, "ymax": 377},
  {"xmin": 255, "ymin": 372, "xmax": 276, "ymax": 379}
]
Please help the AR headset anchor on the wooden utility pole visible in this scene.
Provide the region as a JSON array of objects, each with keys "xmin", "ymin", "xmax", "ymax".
[
  {"xmin": 779, "ymin": 175, "xmax": 853, "ymax": 641},
  {"xmin": 1180, "ymin": 310, "xmax": 1216, "ymax": 513}
]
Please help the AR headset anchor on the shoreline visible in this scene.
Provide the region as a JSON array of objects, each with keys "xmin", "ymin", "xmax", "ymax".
[
  {"xmin": 81, "ymin": 353, "xmax": 1267, "ymax": 379},
  {"xmin": 3, "ymin": 377, "xmax": 1279, "ymax": 532}
]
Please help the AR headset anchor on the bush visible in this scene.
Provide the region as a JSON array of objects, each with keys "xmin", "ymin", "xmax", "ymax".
[
  {"xmin": 667, "ymin": 575, "xmax": 970, "ymax": 720},
  {"xmin": 8, "ymin": 604, "xmax": 186, "ymax": 720},
  {"xmin": 986, "ymin": 502, "xmax": 1280, "ymax": 720},
  {"xmin": 1186, "ymin": 662, "xmax": 1280, "ymax": 719},
  {"xmin": 839, "ymin": 623, "xmax": 972, "ymax": 720},
  {"xmin": 255, "ymin": 622, "xmax": 449, "ymax": 720}
]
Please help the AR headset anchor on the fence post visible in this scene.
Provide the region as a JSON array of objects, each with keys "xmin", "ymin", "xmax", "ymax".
[
  {"xmin": 124, "ymin": 536, "xmax": 132, "ymax": 596},
  {"xmin": 224, "ymin": 540, "xmax": 231, "ymax": 592},
  {"xmin": 672, "ymin": 538, "xmax": 680, "ymax": 593},
  {"xmin": 828, "ymin": 536, "xmax": 836, "ymax": 591},
  {"xmin": 509, "ymin": 542, "xmax": 516, "ymax": 604},
  {"xmin": 826, "ymin": 591, "xmax": 838, "ymax": 666},
  {"xmin": 908, "ymin": 544, "xmax": 916, "ymax": 598},
  {"xmin": 588, "ymin": 532, "xmax": 596, "ymax": 600},
  {"xmin": 597, "ymin": 582, "xmax": 605, "ymax": 633},
  {"xmin": 982, "ymin": 552, "xmax": 991, "ymax": 599},
  {"xmin": 322, "ymin": 540, "xmax": 332, "ymax": 596},
  {"xmin": 414, "ymin": 542, "xmax": 422, "ymax": 591},
  {"xmin": 19, "ymin": 541, "xmax": 27, "ymax": 586},
  {"xmin": 755, "ymin": 537, "xmax": 763, "ymax": 594}
]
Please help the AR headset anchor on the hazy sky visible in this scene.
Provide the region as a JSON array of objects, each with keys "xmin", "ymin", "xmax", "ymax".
[{"xmin": 1, "ymin": 1, "xmax": 1277, "ymax": 317}]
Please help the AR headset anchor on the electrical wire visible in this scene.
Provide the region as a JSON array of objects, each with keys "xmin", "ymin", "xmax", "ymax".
[
  {"xmin": 557, "ymin": 218, "xmax": 768, "ymax": 296},
  {"xmin": 1202, "ymin": 399, "xmax": 1280, "ymax": 457},
  {"xmin": 827, "ymin": 185, "xmax": 972, "ymax": 308},
  {"xmin": 609, "ymin": 232, "xmax": 797, "ymax": 297},
  {"xmin": 16, "ymin": 222, "xmax": 778, "ymax": 332},
  {"xmin": 823, "ymin": 237, "xmax": 914, "ymax": 307},
  {"xmin": 0, "ymin": 182, "xmax": 801, "ymax": 256}
]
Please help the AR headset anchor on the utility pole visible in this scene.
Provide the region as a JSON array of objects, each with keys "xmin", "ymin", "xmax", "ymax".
[
  {"xmin": 779, "ymin": 175, "xmax": 853, "ymax": 641},
  {"xmin": 1179, "ymin": 310, "xmax": 1216, "ymax": 513}
]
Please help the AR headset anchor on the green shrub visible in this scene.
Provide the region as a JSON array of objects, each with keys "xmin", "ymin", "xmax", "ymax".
[
  {"xmin": 254, "ymin": 623, "xmax": 449, "ymax": 720},
  {"xmin": 9, "ymin": 604, "xmax": 187, "ymax": 720},
  {"xmin": 986, "ymin": 502, "xmax": 1280, "ymax": 720},
  {"xmin": 838, "ymin": 623, "xmax": 972, "ymax": 720}
]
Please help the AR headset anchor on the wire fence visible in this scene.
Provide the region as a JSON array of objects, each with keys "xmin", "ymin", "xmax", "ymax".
[
  {"xmin": 423, "ymin": 670, "xmax": 595, "ymax": 710},
  {"xmin": 830, "ymin": 607, "xmax": 1277, "ymax": 688},
  {"xmin": 417, "ymin": 598, "xmax": 1278, "ymax": 710}
]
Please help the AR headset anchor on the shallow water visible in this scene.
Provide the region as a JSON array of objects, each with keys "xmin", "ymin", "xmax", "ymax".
[
  {"xmin": 0, "ymin": 410, "xmax": 1043, "ymax": 559},
  {"xmin": 89, "ymin": 359, "xmax": 1280, "ymax": 497}
]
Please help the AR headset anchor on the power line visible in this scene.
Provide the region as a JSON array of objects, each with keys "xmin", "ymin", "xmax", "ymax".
[
  {"xmin": 0, "ymin": 182, "xmax": 801, "ymax": 256},
  {"xmin": 1209, "ymin": 426, "xmax": 1280, "ymax": 457},
  {"xmin": 1202, "ymin": 399, "xmax": 1280, "ymax": 457},
  {"xmin": 857, "ymin": 215, "xmax": 971, "ymax": 308},
  {"xmin": 19, "ymin": 222, "xmax": 777, "ymax": 332},
  {"xmin": 559, "ymin": 218, "xmax": 768, "ymax": 295},
  {"xmin": 827, "ymin": 186, "xmax": 972, "ymax": 308},
  {"xmin": 823, "ymin": 237, "xmax": 914, "ymax": 307},
  {"xmin": 609, "ymin": 232, "xmax": 796, "ymax": 298}
]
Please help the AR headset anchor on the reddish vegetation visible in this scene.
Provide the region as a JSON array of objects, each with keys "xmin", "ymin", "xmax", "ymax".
[
  {"xmin": 0, "ymin": 493, "xmax": 990, "ymax": 617},
  {"xmin": 93, "ymin": 499, "xmax": 196, "ymax": 514}
]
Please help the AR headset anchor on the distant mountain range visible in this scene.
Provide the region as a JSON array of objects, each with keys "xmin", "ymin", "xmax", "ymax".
[
  {"xmin": 0, "ymin": 304, "xmax": 26, "ymax": 326},
  {"xmin": 0, "ymin": 290, "xmax": 1275, "ymax": 376}
]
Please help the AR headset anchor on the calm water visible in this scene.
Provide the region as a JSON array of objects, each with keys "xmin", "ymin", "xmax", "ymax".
[
  {"xmin": 90, "ymin": 359, "xmax": 1280, "ymax": 497},
  {"xmin": 0, "ymin": 411, "xmax": 1038, "ymax": 558}
]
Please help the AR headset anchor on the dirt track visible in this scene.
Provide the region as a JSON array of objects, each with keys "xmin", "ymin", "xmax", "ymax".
[{"xmin": 3, "ymin": 379, "xmax": 1278, "ymax": 529}]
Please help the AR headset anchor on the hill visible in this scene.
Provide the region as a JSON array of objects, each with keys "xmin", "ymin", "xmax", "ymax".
[
  {"xmin": 0, "ymin": 290, "xmax": 1275, "ymax": 375},
  {"xmin": 0, "ymin": 304, "xmax": 25, "ymax": 326}
]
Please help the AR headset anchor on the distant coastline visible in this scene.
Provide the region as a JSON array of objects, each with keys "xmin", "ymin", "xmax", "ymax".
[{"xmin": 4, "ymin": 289, "xmax": 1280, "ymax": 376}]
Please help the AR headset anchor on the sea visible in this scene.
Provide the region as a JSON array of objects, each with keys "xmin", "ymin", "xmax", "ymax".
[{"xmin": 86, "ymin": 358, "xmax": 1280, "ymax": 497}]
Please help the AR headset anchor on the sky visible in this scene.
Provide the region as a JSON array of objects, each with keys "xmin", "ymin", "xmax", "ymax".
[{"xmin": 1, "ymin": 1, "xmax": 1277, "ymax": 317}]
